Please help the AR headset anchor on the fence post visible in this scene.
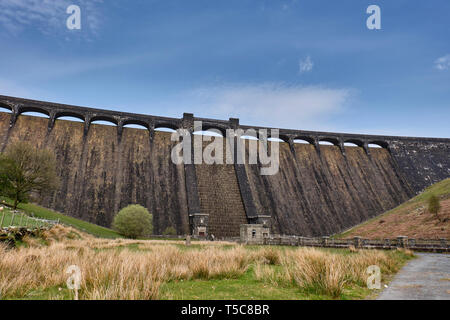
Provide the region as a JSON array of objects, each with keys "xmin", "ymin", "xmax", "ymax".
[
  {"xmin": 322, "ymin": 236, "xmax": 329, "ymax": 247},
  {"xmin": 0, "ymin": 211, "xmax": 5, "ymax": 228},
  {"xmin": 297, "ymin": 237, "xmax": 304, "ymax": 246},
  {"xmin": 353, "ymin": 236, "xmax": 362, "ymax": 248},
  {"xmin": 10, "ymin": 212, "xmax": 16, "ymax": 227},
  {"xmin": 397, "ymin": 236, "xmax": 408, "ymax": 248},
  {"xmin": 440, "ymin": 238, "xmax": 447, "ymax": 248}
]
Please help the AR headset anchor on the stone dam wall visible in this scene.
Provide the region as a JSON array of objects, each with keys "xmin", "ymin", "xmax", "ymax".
[{"xmin": 0, "ymin": 95, "xmax": 449, "ymax": 237}]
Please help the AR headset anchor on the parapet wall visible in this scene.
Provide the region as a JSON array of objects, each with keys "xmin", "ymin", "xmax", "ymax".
[{"xmin": 0, "ymin": 95, "xmax": 448, "ymax": 237}]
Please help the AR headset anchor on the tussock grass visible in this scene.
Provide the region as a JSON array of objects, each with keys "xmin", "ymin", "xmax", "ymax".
[{"xmin": 0, "ymin": 226, "xmax": 412, "ymax": 300}]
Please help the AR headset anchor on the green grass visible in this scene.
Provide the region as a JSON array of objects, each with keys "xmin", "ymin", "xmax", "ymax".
[
  {"xmin": 0, "ymin": 199, "xmax": 122, "ymax": 239},
  {"xmin": 0, "ymin": 207, "xmax": 48, "ymax": 228},
  {"xmin": 159, "ymin": 249, "xmax": 413, "ymax": 300},
  {"xmin": 334, "ymin": 178, "xmax": 450, "ymax": 239}
]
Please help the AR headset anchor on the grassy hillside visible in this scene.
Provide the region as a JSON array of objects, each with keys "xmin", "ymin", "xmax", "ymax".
[
  {"xmin": 337, "ymin": 178, "xmax": 450, "ymax": 239},
  {"xmin": 0, "ymin": 199, "xmax": 121, "ymax": 239}
]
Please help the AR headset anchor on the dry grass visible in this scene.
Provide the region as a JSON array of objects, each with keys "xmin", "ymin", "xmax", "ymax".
[
  {"xmin": 0, "ymin": 226, "xmax": 412, "ymax": 300},
  {"xmin": 256, "ymin": 247, "xmax": 413, "ymax": 298}
]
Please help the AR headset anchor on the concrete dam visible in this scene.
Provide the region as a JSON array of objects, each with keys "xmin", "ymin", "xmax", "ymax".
[{"xmin": 0, "ymin": 95, "xmax": 449, "ymax": 238}]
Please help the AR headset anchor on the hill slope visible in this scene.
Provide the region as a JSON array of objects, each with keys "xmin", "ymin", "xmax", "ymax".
[
  {"xmin": 337, "ymin": 179, "xmax": 450, "ymax": 239},
  {"xmin": 0, "ymin": 199, "xmax": 121, "ymax": 239}
]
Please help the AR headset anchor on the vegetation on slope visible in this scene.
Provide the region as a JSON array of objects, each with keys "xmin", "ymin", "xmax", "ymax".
[
  {"xmin": 337, "ymin": 178, "xmax": 450, "ymax": 239},
  {"xmin": 0, "ymin": 199, "xmax": 121, "ymax": 239}
]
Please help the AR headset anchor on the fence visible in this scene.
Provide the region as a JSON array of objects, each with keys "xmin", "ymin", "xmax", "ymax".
[
  {"xmin": 262, "ymin": 235, "xmax": 448, "ymax": 253},
  {"xmin": 0, "ymin": 210, "xmax": 59, "ymax": 230}
]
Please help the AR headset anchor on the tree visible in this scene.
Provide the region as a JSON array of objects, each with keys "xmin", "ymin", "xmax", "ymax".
[
  {"xmin": 428, "ymin": 195, "xmax": 441, "ymax": 221},
  {"xmin": 0, "ymin": 142, "xmax": 59, "ymax": 209},
  {"xmin": 112, "ymin": 205, "xmax": 153, "ymax": 238}
]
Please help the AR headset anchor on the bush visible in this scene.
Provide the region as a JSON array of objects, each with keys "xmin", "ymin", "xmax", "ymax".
[
  {"xmin": 163, "ymin": 226, "xmax": 177, "ymax": 236},
  {"xmin": 112, "ymin": 205, "xmax": 153, "ymax": 239}
]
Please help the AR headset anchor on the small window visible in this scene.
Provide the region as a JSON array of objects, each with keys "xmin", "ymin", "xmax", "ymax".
[{"xmin": 252, "ymin": 230, "xmax": 256, "ymax": 238}]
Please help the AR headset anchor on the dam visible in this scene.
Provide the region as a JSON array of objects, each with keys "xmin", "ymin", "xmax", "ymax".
[{"xmin": 0, "ymin": 95, "xmax": 449, "ymax": 238}]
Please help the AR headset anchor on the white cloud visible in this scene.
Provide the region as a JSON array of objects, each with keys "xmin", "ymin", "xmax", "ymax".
[
  {"xmin": 176, "ymin": 83, "xmax": 353, "ymax": 130},
  {"xmin": 434, "ymin": 54, "xmax": 450, "ymax": 70},
  {"xmin": 0, "ymin": 0, "xmax": 103, "ymax": 36},
  {"xmin": 299, "ymin": 56, "xmax": 314, "ymax": 73}
]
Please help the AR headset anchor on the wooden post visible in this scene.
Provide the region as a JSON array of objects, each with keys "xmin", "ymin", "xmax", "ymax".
[
  {"xmin": 10, "ymin": 212, "xmax": 16, "ymax": 227},
  {"xmin": 0, "ymin": 211, "xmax": 5, "ymax": 228},
  {"xmin": 186, "ymin": 235, "xmax": 191, "ymax": 246}
]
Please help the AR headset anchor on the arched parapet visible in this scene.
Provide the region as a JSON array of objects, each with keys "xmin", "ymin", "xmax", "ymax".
[
  {"xmin": 343, "ymin": 138, "xmax": 364, "ymax": 148},
  {"xmin": 0, "ymin": 101, "xmax": 14, "ymax": 113},
  {"xmin": 154, "ymin": 120, "xmax": 181, "ymax": 132},
  {"xmin": 54, "ymin": 111, "xmax": 86, "ymax": 123},
  {"xmin": 368, "ymin": 140, "xmax": 389, "ymax": 149},
  {"xmin": 17, "ymin": 105, "xmax": 51, "ymax": 118},
  {"xmin": 292, "ymin": 135, "xmax": 316, "ymax": 146},
  {"xmin": 122, "ymin": 118, "xmax": 151, "ymax": 131},
  {"xmin": 89, "ymin": 114, "xmax": 120, "ymax": 126},
  {"xmin": 200, "ymin": 123, "xmax": 227, "ymax": 137},
  {"xmin": 318, "ymin": 136, "xmax": 341, "ymax": 147}
]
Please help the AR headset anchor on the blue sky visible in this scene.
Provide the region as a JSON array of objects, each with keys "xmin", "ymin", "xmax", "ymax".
[{"xmin": 0, "ymin": 0, "xmax": 449, "ymax": 137}]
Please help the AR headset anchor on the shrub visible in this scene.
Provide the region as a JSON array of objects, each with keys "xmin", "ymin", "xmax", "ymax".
[
  {"xmin": 112, "ymin": 205, "xmax": 153, "ymax": 239},
  {"xmin": 163, "ymin": 226, "xmax": 177, "ymax": 236}
]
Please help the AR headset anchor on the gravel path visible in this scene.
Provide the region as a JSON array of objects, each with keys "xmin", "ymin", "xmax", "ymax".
[{"xmin": 377, "ymin": 253, "xmax": 450, "ymax": 300}]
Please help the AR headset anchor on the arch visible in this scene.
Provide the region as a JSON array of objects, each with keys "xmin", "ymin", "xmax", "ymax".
[
  {"xmin": 268, "ymin": 137, "xmax": 284, "ymax": 142},
  {"xmin": 55, "ymin": 111, "xmax": 85, "ymax": 122},
  {"xmin": 344, "ymin": 139, "xmax": 364, "ymax": 147},
  {"xmin": 193, "ymin": 129, "xmax": 224, "ymax": 137},
  {"xmin": 154, "ymin": 122, "xmax": 179, "ymax": 131},
  {"xmin": 154, "ymin": 127, "xmax": 177, "ymax": 133},
  {"xmin": 344, "ymin": 142, "xmax": 359, "ymax": 147},
  {"xmin": 90, "ymin": 115, "xmax": 118, "ymax": 126},
  {"xmin": 266, "ymin": 133, "xmax": 289, "ymax": 143},
  {"xmin": 19, "ymin": 106, "xmax": 50, "ymax": 118},
  {"xmin": 123, "ymin": 119, "xmax": 150, "ymax": 131},
  {"xmin": 201, "ymin": 125, "xmax": 227, "ymax": 137},
  {"xmin": 319, "ymin": 137, "xmax": 339, "ymax": 146},
  {"xmin": 293, "ymin": 138, "xmax": 313, "ymax": 145},
  {"xmin": 0, "ymin": 103, "xmax": 13, "ymax": 113},
  {"xmin": 368, "ymin": 141, "xmax": 388, "ymax": 149},
  {"xmin": 293, "ymin": 136, "xmax": 315, "ymax": 145},
  {"xmin": 56, "ymin": 116, "xmax": 84, "ymax": 123},
  {"xmin": 123, "ymin": 123, "xmax": 149, "ymax": 131}
]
